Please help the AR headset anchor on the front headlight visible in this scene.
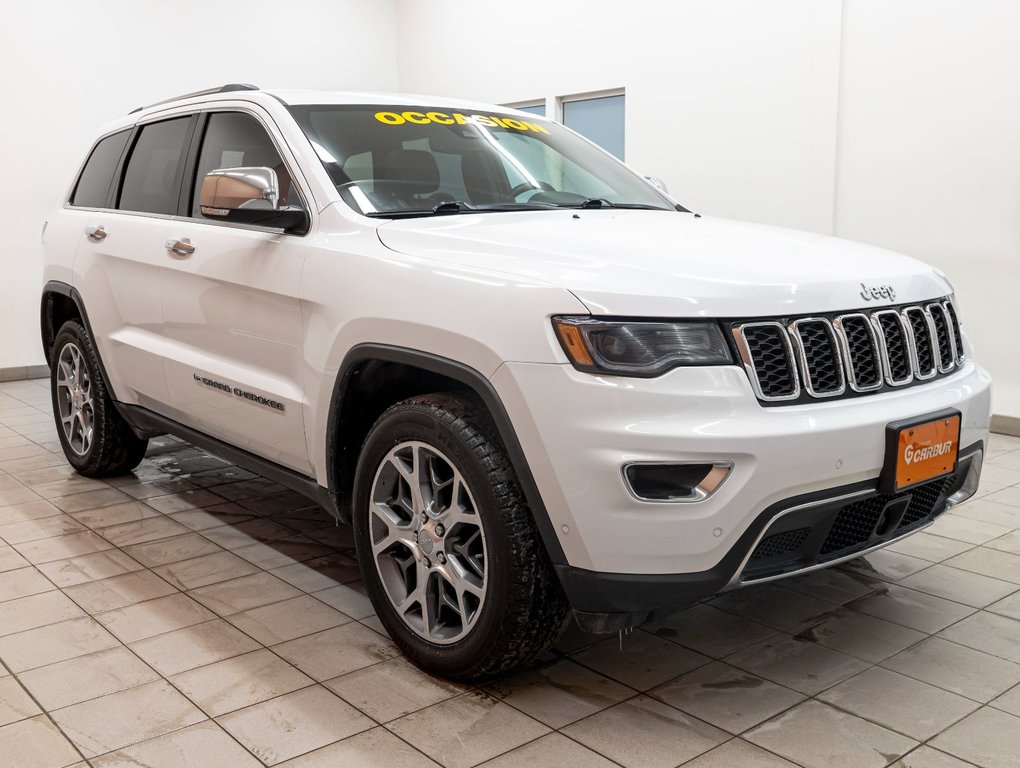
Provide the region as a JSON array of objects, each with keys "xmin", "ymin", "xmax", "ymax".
[{"xmin": 552, "ymin": 317, "xmax": 732, "ymax": 376}]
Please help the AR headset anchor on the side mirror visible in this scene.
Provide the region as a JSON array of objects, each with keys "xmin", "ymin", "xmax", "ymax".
[{"xmin": 199, "ymin": 166, "xmax": 307, "ymax": 231}]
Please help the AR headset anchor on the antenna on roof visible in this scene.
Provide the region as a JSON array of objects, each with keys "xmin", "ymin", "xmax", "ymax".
[{"xmin": 129, "ymin": 83, "xmax": 259, "ymax": 114}]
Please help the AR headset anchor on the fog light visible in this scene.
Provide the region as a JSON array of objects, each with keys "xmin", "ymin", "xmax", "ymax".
[{"xmin": 623, "ymin": 462, "xmax": 732, "ymax": 502}]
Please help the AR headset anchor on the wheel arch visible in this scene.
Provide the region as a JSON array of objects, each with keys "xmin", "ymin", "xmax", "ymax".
[
  {"xmin": 326, "ymin": 343, "xmax": 567, "ymax": 565},
  {"xmin": 41, "ymin": 281, "xmax": 120, "ymax": 401}
]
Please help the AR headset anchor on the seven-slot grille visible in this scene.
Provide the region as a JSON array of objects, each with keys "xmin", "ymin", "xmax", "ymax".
[{"xmin": 734, "ymin": 298, "xmax": 964, "ymax": 404}]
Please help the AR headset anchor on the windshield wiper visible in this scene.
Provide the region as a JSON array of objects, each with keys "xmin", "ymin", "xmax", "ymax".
[
  {"xmin": 366, "ymin": 201, "xmax": 558, "ymax": 219},
  {"xmin": 570, "ymin": 198, "xmax": 666, "ymax": 210}
]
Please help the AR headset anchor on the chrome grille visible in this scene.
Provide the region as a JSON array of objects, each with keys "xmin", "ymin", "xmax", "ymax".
[{"xmin": 733, "ymin": 297, "xmax": 965, "ymax": 404}]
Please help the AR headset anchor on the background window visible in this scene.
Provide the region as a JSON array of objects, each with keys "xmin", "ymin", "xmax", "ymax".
[
  {"xmin": 192, "ymin": 112, "xmax": 300, "ymax": 217},
  {"xmin": 71, "ymin": 130, "xmax": 130, "ymax": 208},
  {"xmin": 118, "ymin": 117, "xmax": 191, "ymax": 215},
  {"xmin": 562, "ymin": 94, "xmax": 625, "ymax": 160},
  {"xmin": 515, "ymin": 103, "xmax": 546, "ymax": 117}
]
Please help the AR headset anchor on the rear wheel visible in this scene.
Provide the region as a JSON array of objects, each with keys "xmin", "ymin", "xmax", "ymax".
[
  {"xmin": 50, "ymin": 321, "xmax": 148, "ymax": 476},
  {"xmin": 352, "ymin": 393, "xmax": 568, "ymax": 681}
]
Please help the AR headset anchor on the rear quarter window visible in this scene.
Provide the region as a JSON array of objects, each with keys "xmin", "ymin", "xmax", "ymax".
[
  {"xmin": 118, "ymin": 117, "xmax": 192, "ymax": 215},
  {"xmin": 70, "ymin": 130, "xmax": 130, "ymax": 208}
]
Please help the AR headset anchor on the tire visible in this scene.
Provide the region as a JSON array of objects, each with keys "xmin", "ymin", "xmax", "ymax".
[
  {"xmin": 352, "ymin": 392, "xmax": 568, "ymax": 681},
  {"xmin": 49, "ymin": 320, "xmax": 148, "ymax": 476}
]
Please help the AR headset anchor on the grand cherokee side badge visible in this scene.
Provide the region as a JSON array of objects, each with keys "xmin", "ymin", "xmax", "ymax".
[
  {"xmin": 860, "ymin": 283, "xmax": 896, "ymax": 302},
  {"xmin": 193, "ymin": 374, "xmax": 286, "ymax": 412}
]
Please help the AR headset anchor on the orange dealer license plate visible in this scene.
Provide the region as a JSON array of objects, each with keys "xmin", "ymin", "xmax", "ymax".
[{"xmin": 881, "ymin": 410, "xmax": 961, "ymax": 494}]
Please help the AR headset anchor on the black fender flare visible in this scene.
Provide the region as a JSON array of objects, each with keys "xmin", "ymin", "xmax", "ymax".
[
  {"xmin": 327, "ymin": 343, "xmax": 567, "ymax": 566},
  {"xmin": 40, "ymin": 281, "xmax": 118, "ymax": 399}
]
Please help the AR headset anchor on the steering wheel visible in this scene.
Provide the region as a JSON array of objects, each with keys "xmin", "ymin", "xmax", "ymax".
[{"xmin": 509, "ymin": 181, "xmax": 555, "ymax": 200}]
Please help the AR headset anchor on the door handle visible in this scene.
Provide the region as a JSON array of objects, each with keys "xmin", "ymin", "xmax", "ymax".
[
  {"xmin": 85, "ymin": 226, "xmax": 107, "ymax": 242},
  {"xmin": 165, "ymin": 238, "xmax": 195, "ymax": 256}
]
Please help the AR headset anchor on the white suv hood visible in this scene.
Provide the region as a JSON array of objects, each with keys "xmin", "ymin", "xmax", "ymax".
[{"xmin": 376, "ymin": 209, "xmax": 951, "ymax": 317}]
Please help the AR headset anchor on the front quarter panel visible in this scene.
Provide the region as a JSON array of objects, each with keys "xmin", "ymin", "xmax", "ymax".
[{"xmin": 301, "ymin": 204, "xmax": 589, "ymax": 484}]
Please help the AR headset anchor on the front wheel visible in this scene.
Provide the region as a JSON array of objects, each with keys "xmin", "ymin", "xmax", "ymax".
[
  {"xmin": 50, "ymin": 320, "xmax": 148, "ymax": 476},
  {"xmin": 352, "ymin": 393, "xmax": 568, "ymax": 681}
]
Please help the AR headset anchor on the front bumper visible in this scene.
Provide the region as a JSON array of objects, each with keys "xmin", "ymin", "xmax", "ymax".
[{"xmin": 491, "ymin": 359, "xmax": 991, "ymax": 630}]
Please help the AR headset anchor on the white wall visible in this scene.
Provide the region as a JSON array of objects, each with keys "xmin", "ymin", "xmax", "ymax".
[
  {"xmin": 396, "ymin": 0, "xmax": 1020, "ymax": 419},
  {"xmin": 4, "ymin": 0, "xmax": 1019, "ymax": 419},
  {"xmin": 834, "ymin": 0, "xmax": 1020, "ymax": 418},
  {"xmin": 0, "ymin": 0, "xmax": 399, "ymax": 371}
]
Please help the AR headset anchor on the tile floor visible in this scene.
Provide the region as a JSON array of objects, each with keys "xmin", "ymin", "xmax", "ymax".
[{"xmin": 1, "ymin": 377, "xmax": 1020, "ymax": 767}]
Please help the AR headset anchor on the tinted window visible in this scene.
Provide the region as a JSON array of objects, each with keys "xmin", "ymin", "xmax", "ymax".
[
  {"xmin": 118, "ymin": 117, "xmax": 191, "ymax": 215},
  {"xmin": 192, "ymin": 112, "xmax": 300, "ymax": 217},
  {"xmin": 71, "ymin": 130, "xmax": 130, "ymax": 207}
]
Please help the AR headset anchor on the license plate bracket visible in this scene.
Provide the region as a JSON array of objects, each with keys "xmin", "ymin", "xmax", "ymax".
[{"xmin": 880, "ymin": 409, "xmax": 961, "ymax": 494}]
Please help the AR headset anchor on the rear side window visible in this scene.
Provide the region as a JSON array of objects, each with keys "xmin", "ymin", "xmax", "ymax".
[
  {"xmin": 70, "ymin": 130, "xmax": 130, "ymax": 208},
  {"xmin": 118, "ymin": 117, "xmax": 192, "ymax": 215}
]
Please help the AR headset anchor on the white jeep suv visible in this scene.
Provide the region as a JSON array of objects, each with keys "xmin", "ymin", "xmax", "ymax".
[{"xmin": 40, "ymin": 84, "xmax": 991, "ymax": 680}]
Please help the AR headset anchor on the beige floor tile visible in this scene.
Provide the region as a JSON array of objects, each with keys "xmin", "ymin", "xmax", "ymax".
[
  {"xmin": 218, "ymin": 685, "xmax": 373, "ymax": 766},
  {"xmin": 90, "ymin": 720, "xmax": 262, "ymax": 768},
  {"xmin": 724, "ymin": 635, "xmax": 869, "ymax": 695},
  {"xmin": 144, "ymin": 488, "xmax": 230, "ymax": 514},
  {"xmin": 0, "ymin": 565, "xmax": 55, "ymax": 600},
  {"xmin": 983, "ymin": 486, "xmax": 1020, "ymax": 509},
  {"xmin": 0, "ymin": 545, "xmax": 29, "ymax": 572},
  {"xmin": 274, "ymin": 622, "xmax": 400, "ymax": 680},
  {"xmin": 840, "ymin": 548, "xmax": 933, "ymax": 582},
  {"xmin": 885, "ymin": 531, "xmax": 976, "ymax": 563},
  {"xmin": 51, "ymin": 679, "xmax": 206, "ymax": 758},
  {"xmin": 36, "ymin": 549, "xmax": 142, "ymax": 588},
  {"xmin": 644, "ymin": 603, "xmax": 777, "ymax": 658},
  {"xmin": 951, "ymin": 498, "xmax": 1020, "ymax": 529},
  {"xmin": 926, "ymin": 514, "xmax": 1013, "ymax": 545},
  {"xmin": 122, "ymin": 532, "xmax": 223, "ymax": 568},
  {"xmin": 169, "ymin": 504, "xmax": 257, "ymax": 532},
  {"xmin": 14, "ymin": 530, "xmax": 113, "ymax": 564},
  {"xmin": 227, "ymin": 594, "xmax": 351, "ymax": 645},
  {"xmin": 0, "ymin": 499, "xmax": 61, "ymax": 527},
  {"xmin": 325, "ymin": 656, "xmax": 466, "ymax": 722},
  {"xmin": 986, "ymin": 530, "xmax": 1020, "ymax": 555},
  {"xmin": 235, "ymin": 538, "xmax": 336, "ymax": 573},
  {"xmin": 649, "ymin": 661, "xmax": 804, "ymax": 735},
  {"xmin": 0, "ymin": 514, "xmax": 85, "ymax": 544},
  {"xmin": 19, "ymin": 646, "xmax": 160, "ymax": 710},
  {"xmin": 0, "ymin": 616, "xmax": 118, "ymax": 672},
  {"xmin": 152, "ymin": 550, "xmax": 260, "ymax": 590},
  {"xmin": 895, "ymin": 745, "xmax": 982, "ymax": 767},
  {"xmin": 931, "ymin": 707, "xmax": 1020, "ymax": 768},
  {"xmin": 0, "ymin": 714, "xmax": 82, "ymax": 768},
  {"xmin": 0, "ymin": 485, "xmax": 43, "ymax": 508},
  {"xmin": 64, "ymin": 569, "xmax": 177, "ymax": 613},
  {"xmin": 277, "ymin": 725, "xmax": 441, "ymax": 767},
  {"xmin": 312, "ymin": 582, "xmax": 375, "ymax": 620},
  {"xmin": 478, "ymin": 732, "xmax": 616, "ymax": 768},
  {"xmin": 708, "ymin": 584, "xmax": 835, "ymax": 631},
  {"xmin": 819, "ymin": 666, "xmax": 979, "ymax": 740},
  {"xmin": 745, "ymin": 700, "xmax": 917, "ymax": 768},
  {"xmin": 882, "ymin": 637, "xmax": 1020, "ymax": 702},
  {"xmin": 202, "ymin": 519, "xmax": 295, "ymax": 550},
  {"xmin": 27, "ymin": 476, "xmax": 109, "ymax": 500},
  {"xmin": 188, "ymin": 571, "xmax": 303, "ymax": 615},
  {"xmin": 681, "ymin": 739, "xmax": 801, "ymax": 768},
  {"xmin": 990, "ymin": 682, "xmax": 1020, "ymax": 717},
  {"xmin": 0, "ymin": 676, "xmax": 41, "ymax": 726},
  {"xmin": 781, "ymin": 567, "xmax": 881, "ymax": 605},
  {"xmin": 571, "ymin": 630, "xmax": 710, "ymax": 690},
  {"xmin": 848, "ymin": 583, "xmax": 975, "ymax": 633},
  {"xmin": 946, "ymin": 547, "xmax": 1020, "ymax": 585},
  {"xmin": 388, "ymin": 691, "xmax": 549, "ymax": 768},
  {"xmin": 485, "ymin": 657, "xmax": 633, "ymax": 729},
  {"xmin": 562, "ymin": 694, "xmax": 725, "ymax": 768},
  {"xmin": 68, "ymin": 500, "xmax": 159, "ymax": 529},
  {"xmin": 0, "ymin": 590, "xmax": 84, "ymax": 636},
  {"xmin": 939, "ymin": 611, "xmax": 1020, "ymax": 664},
  {"xmin": 170, "ymin": 648, "xmax": 313, "ymax": 716},
  {"xmin": 900, "ymin": 564, "xmax": 1019, "ymax": 607},
  {"xmin": 129, "ymin": 618, "xmax": 261, "ymax": 676},
  {"xmin": 271, "ymin": 553, "xmax": 361, "ymax": 592},
  {"xmin": 50, "ymin": 488, "xmax": 132, "ymax": 515},
  {"xmin": 792, "ymin": 607, "xmax": 927, "ymax": 662},
  {"xmin": 96, "ymin": 592, "xmax": 216, "ymax": 643},
  {"xmin": 99, "ymin": 516, "xmax": 192, "ymax": 548}
]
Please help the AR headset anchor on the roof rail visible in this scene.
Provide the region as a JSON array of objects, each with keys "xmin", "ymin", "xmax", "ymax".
[{"xmin": 129, "ymin": 83, "xmax": 259, "ymax": 114}]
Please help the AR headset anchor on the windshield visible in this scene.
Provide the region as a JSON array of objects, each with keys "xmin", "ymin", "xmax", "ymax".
[{"xmin": 287, "ymin": 105, "xmax": 678, "ymax": 217}]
